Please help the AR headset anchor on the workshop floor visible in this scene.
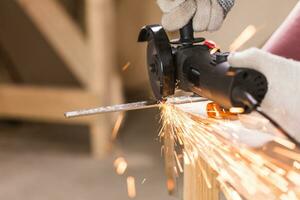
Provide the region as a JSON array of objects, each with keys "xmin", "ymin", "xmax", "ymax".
[{"xmin": 0, "ymin": 109, "xmax": 176, "ymax": 200}]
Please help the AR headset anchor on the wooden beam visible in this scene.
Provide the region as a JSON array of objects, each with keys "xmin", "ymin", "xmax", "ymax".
[
  {"xmin": 0, "ymin": 84, "xmax": 101, "ymax": 124},
  {"xmin": 17, "ymin": 0, "xmax": 91, "ymax": 86},
  {"xmin": 0, "ymin": 0, "xmax": 80, "ymax": 86},
  {"xmin": 85, "ymin": 0, "xmax": 120, "ymax": 158},
  {"xmin": 178, "ymin": 103, "xmax": 222, "ymax": 200},
  {"xmin": 85, "ymin": 0, "xmax": 117, "ymax": 94},
  {"xmin": 184, "ymin": 158, "xmax": 220, "ymax": 200}
]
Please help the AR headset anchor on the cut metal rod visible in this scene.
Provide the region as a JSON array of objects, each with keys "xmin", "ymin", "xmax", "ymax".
[
  {"xmin": 65, "ymin": 100, "xmax": 158, "ymax": 118},
  {"xmin": 65, "ymin": 96, "xmax": 208, "ymax": 118}
]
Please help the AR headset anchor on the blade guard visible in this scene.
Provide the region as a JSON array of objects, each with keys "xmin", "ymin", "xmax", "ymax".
[{"xmin": 138, "ymin": 25, "xmax": 175, "ymax": 100}]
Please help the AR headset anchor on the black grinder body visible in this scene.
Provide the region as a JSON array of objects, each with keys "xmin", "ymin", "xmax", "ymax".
[
  {"xmin": 175, "ymin": 44, "xmax": 267, "ymax": 111},
  {"xmin": 138, "ymin": 22, "xmax": 268, "ymax": 113}
]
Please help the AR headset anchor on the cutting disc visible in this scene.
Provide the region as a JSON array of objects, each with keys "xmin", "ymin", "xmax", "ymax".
[{"xmin": 138, "ymin": 25, "xmax": 175, "ymax": 100}]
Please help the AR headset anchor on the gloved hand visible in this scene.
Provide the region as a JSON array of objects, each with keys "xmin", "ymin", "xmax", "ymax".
[
  {"xmin": 228, "ymin": 48, "xmax": 300, "ymax": 143},
  {"xmin": 157, "ymin": 0, "xmax": 234, "ymax": 32}
]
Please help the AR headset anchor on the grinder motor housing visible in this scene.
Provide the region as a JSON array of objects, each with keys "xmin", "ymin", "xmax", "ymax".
[{"xmin": 138, "ymin": 21, "xmax": 268, "ymax": 113}]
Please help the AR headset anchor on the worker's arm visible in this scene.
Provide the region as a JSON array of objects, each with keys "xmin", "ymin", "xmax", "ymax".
[
  {"xmin": 228, "ymin": 48, "xmax": 300, "ymax": 143},
  {"xmin": 263, "ymin": 1, "xmax": 300, "ymax": 61},
  {"xmin": 157, "ymin": 0, "xmax": 234, "ymax": 32}
]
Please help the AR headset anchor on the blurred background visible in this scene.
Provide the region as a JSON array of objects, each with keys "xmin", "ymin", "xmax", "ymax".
[{"xmin": 0, "ymin": 0, "xmax": 298, "ymax": 199}]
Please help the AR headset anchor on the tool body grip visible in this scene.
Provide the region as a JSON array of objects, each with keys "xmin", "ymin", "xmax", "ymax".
[{"xmin": 175, "ymin": 45, "xmax": 268, "ymax": 112}]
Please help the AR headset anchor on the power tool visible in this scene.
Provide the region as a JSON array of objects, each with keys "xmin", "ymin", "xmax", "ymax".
[
  {"xmin": 64, "ymin": 20, "xmax": 298, "ymax": 147},
  {"xmin": 65, "ymin": 20, "xmax": 268, "ymax": 119},
  {"xmin": 138, "ymin": 20, "xmax": 268, "ymax": 113}
]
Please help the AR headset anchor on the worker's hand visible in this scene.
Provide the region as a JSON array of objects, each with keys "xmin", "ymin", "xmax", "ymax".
[
  {"xmin": 228, "ymin": 48, "xmax": 300, "ymax": 143},
  {"xmin": 157, "ymin": 0, "xmax": 234, "ymax": 32}
]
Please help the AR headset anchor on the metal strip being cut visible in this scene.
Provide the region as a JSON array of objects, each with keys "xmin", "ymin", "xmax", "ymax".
[{"xmin": 64, "ymin": 96, "xmax": 207, "ymax": 118}]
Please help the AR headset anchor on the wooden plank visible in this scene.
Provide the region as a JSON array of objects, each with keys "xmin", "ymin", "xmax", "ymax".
[
  {"xmin": 17, "ymin": 0, "xmax": 91, "ymax": 86},
  {"xmin": 184, "ymin": 158, "xmax": 220, "ymax": 200},
  {"xmin": 184, "ymin": 163, "xmax": 196, "ymax": 200},
  {"xmin": 89, "ymin": 118, "xmax": 111, "ymax": 158},
  {"xmin": 0, "ymin": 84, "xmax": 101, "ymax": 124},
  {"xmin": 85, "ymin": 0, "xmax": 117, "ymax": 94},
  {"xmin": 0, "ymin": 0, "xmax": 81, "ymax": 86},
  {"xmin": 85, "ymin": 0, "xmax": 119, "ymax": 158}
]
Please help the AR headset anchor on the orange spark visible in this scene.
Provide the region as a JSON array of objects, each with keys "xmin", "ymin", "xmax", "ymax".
[
  {"xmin": 111, "ymin": 113, "xmax": 124, "ymax": 140},
  {"xmin": 167, "ymin": 179, "xmax": 175, "ymax": 192},
  {"xmin": 210, "ymin": 48, "xmax": 220, "ymax": 54},
  {"xmin": 127, "ymin": 176, "xmax": 136, "ymax": 198},
  {"xmin": 198, "ymin": 160, "xmax": 212, "ymax": 189},
  {"xmin": 273, "ymin": 137, "xmax": 296, "ymax": 150},
  {"xmin": 229, "ymin": 107, "xmax": 245, "ymax": 114},
  {"xmin": 114, "ymin": 157, "xmax": 128, "ymax": 175},
  {"xmin": 174, "ymin": 151, "xmax": 183, "ymax": 173},
  {"xmin": 230, "ymin": 25, "xmax": 257, "ymax": 52},
  {"xmin": 287, "ymin": 171, "xmax": 300, "ymax": 186},
  {"xmin": 293, "ymin": 161, "xmax": 300, "ymax": 170},
  {"xmin": 159, "ymin": 103, "xmax": 300, "ymax": 199},
  {"xmin": 122, "ymin": 62, "xmax": 131, "ymax": 72},
  {"xmin": 273, "ymin": 147, "xmax": 300, "ymax": 162}
]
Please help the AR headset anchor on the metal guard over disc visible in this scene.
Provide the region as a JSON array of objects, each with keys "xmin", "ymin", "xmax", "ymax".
[{"xmin": 138, "ymin": 25, "xmax": 175, "ymax": 100}]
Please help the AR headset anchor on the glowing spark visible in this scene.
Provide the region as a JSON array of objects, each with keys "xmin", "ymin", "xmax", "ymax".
[
  {"xmin": 173, "ymin": 166, "xmax": 179, "ymax": 177},
  {"xmin": 198, "ymin": 160, "xmax": 212, "ymax": 189},
  {"xmin": 163, "ymin": 121, "xmax": 178, "ymax": 195},
  {"xmin": 230, "ymin": 25, "xmax": 257, "ymax": 52},
  {"xmin": 287, "ymin": 171, "xmax": 300, "ymax": 186},
  {"xmin": 127, "ymin": 176, "xmax": 136, "ymax": 198},
  {"xmin": 210, "ymin": 48, "xmax": 220, "ymax": 54},
  {"xmin": 161, "ymin": 145, "xmax": 165, "ymax": 157},
  {"xmin": 273, "ymin": 137, "xmax": 296, "ymax": 150},
  {"xmin": 287, "ymin": 191, "xmax": 298, "ymax": 200},
  {"xmin": 174, "ymin": 151, "xmax": 183, "ymax": 173},
  {"xmin": 229, "ymin": 107, "xmax": 245, "ymax": 114},
  {"xmin": 273, "ymin": 147, "xmax": 300, "ymax": 162},
  {"xmin": 293, "ymin": 161, "xmax": 300, "ymax": 170},
  {"xmin": 111, "ymin": 113, "xmax": 125, "ymax": 140},
  {"xmin": 219, "ymin": 179, "xmax": 243, "ymax": 200},
  {"xmin": 122, "ymin": 62, "xmax": 131, "ymax": 71},
  {"xmin": 167, "ymin": 179, "xmax": 175, "ymax": 192},
  {"xmin": 184, "ymin": 151, "xmax": 191, "ymax": 165},
  {"xmin": 114, "ymin": 157, "xmax": 128, "ymax": 175},
  {"xmin": 159, "ymin": 103, "xmax": 300, "ymax": 199}
]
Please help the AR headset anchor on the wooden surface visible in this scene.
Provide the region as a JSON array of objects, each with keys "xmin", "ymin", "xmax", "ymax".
[
  {"xmin": 0, "ymin": 84, "xmax": 100, "ymax": 124},
  {"xmin": 18, "ymin": 0, "xmax": 91, "ymax": 86},
  {"xmin": 0, "ymin": 0, "xmax": 124, "ymax": 158},
  {"xmin": 85, "ymin": 0, "xmax": 122, "ymax": 158},
  {"xmin": 184, "ymin": 157, "xmax": 220, "ymax": 200},
  {"xmin": 0, "ymin": 0, "xmax": 80, "ymax": 86}
]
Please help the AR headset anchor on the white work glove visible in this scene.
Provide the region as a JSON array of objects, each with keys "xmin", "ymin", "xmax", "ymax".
[
  {"xmin": 228, "ymin": 48, "xmax": 300, "ymax": 143},
  {"xmin": 157, "ymin": 0, "xmax": 234, "ymax": 32}
]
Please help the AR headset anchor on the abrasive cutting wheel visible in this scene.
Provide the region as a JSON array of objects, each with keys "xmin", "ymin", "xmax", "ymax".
[{"xmin": 138, "ymin": 25, "xmax": 175, "ymax": 100}]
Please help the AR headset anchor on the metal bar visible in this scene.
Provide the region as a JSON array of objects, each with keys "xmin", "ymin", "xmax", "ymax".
[
  {"xmin": 65, "ymin": 100, "xmax": 158, "ymax": 118},
  {"xmin": 64, "ymin": 96, "xmax": 208, "ymax": 118}
]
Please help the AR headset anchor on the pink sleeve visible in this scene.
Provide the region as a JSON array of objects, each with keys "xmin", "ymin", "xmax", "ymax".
[{"xmin": 263, "ymin": 2, "xmax": 300, "ymax": 61}]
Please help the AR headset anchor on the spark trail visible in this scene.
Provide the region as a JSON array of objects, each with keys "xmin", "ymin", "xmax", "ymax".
[{"xmin": 159, "ymin": 103, "xmax": 300, "ymax": 200}]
